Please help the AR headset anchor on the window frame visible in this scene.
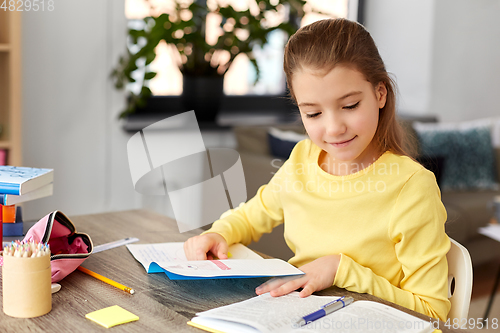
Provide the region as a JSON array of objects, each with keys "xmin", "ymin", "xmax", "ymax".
[{"xmin": 122, "ymin": 0, "xmax": 365, "ymax": 129}]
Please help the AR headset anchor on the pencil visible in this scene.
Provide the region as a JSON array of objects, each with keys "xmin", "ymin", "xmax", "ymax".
[{"xmin": 77, "ymin": 266, "xmax": 135, "ymax": 295}]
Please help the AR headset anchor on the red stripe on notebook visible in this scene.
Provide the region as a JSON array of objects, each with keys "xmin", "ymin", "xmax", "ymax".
[{"xmin": 210, "ymin": 260, "xmax": 231, "ymax": 270}]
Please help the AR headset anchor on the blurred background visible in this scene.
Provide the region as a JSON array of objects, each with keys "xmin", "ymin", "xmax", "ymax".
[
  {"xmin": 13, "ymin": 0, "xmax": 499, "ymax": 220},
  {"xmin": 1, "ymin": 1, "xmax": 500, "ymax": 328}
]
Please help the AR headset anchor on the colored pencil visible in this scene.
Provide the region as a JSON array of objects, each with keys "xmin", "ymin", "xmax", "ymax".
[
  {"xmin": 3, "ymin": 240, "xmax": 50, "ymax": 258},
  {"xmin": 77, "ymin": 266, "xmax": 135, "ymax": 295}
]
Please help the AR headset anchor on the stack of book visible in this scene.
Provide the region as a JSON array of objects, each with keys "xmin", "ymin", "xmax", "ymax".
[{"xmin": 0, "ymin": 166, "xmax": 54, "ymax": 240}]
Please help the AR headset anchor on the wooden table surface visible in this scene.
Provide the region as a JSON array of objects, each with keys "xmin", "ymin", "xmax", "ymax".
[{"xmin": 0, "ymin": 210, "xmax": 466, "ymax": 332}]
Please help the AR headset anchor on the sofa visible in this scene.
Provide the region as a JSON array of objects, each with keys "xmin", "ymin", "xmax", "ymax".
[{"xmin": 233, "ymin": 116, "xmax": 500, "ymax": 266}]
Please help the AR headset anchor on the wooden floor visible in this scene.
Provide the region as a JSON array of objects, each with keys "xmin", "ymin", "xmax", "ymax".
[{"xmin": 468, "ymin": 259, "xmax": 500, "ymax": 332}]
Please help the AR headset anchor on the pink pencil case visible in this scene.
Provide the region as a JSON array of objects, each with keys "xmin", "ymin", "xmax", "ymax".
[{"xmin": 23, "ymin": 210, "xmax": 93, "ymax": 282}]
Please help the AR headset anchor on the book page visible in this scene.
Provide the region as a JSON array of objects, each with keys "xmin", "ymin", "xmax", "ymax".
[
  {"xmin": 158, "ymin": 258, "xmax": 303, "ymax": 278},
  {"xmin": 195, "ymin": 293, "xmax": 432, "ymax": 333},
  {"xmin": 127, "ymin": 242, "xmax": 303, "ymax": 279},
  {"xmin": 126, "ymin": 242, "xmax": 262, "ymax": 272},
  {"xmin": 311, "ymin": 301, "xmax": 433, "ymax": 333},
  {"xmin": 196, "ymin": 292, "xmax": 341, "ymax": 333},
  {"xmin": 190, "ymin": 316, "xmax": 261, "ymax": 333}
]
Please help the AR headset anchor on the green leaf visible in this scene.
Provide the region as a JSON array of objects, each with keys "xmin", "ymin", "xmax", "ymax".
[
  {"xmin": 136, "ymin": 98, "xmax": 147, "ymax": 108},
  {"xmin": 249, "ymin": 57, "xmax": 260, "ymax": 84},
  {"xmin": 145, "ymin": 52, "xmax": 156, "ymax": 65},
  {"xmin": 144, "ymin": 72, "xmax": 157, "ymax": 80},
  {"xmin": 141, "ymin": 86, "xmax": 152, "ymax": 96},
  {"xmin": 112, "ymin": 0, "xmax": 318, "ymax": 119},
  {"xmin": 129, "ymin": 29, "xmax": 146, "ymax": 38}
]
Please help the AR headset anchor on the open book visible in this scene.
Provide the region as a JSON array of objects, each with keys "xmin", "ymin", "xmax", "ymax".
[
  {"xmin": 188, "ymin": 292, "xmax": 433, "ymax": 333},
  {"xmin": 126, "ymin": 242, "xmax": 304, "ymax": 280}
]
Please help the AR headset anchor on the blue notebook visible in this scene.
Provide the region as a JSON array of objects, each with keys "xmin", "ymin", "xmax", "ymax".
[
  {"xmin": 0, "ymin": 166, "xmax": 54, "ymax": 195},
  {"xmin": 126, "ymin": 242, "xmax": 304, "ymax": 280},
  {"xmin": 0, "ymin": 183, "xmax": 53, "ymax": 205}
]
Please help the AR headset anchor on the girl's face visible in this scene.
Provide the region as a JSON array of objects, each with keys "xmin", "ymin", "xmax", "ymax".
[{"xmin": 293, "ymin": 65, "xmax": 387, "ymax": 175}]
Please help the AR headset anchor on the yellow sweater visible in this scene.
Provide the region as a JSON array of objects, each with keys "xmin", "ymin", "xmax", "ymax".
[{"xmin": 204, "ymin": 139, "xmax": 451, "ymax": 321}]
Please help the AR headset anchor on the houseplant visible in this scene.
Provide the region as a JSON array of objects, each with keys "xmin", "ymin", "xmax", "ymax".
[{"xmin": 111, "ymin": 0, "xmax": 312, "ymax": 120}]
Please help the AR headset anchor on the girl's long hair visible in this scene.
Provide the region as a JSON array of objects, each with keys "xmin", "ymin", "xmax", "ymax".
[{"xmin": 284, "ymin": 18, "xmax": 415, "ymax": 157}]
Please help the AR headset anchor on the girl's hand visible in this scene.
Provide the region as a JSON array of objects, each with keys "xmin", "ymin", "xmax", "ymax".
[
  {"xmin": 255, "ymin": 255, "xmax": 341, "ymax": 298},
  {"xmin": 183, "ymin": 233, "xmax": 229, "ymax": 260}
]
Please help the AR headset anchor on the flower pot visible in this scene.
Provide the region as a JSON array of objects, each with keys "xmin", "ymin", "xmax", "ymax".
[{"xmin": 182, "ymin": 75, "xmax": 224, "ymax": 123}]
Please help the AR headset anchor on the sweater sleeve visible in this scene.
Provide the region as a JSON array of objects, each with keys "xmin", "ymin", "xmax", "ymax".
[
  {"xmin": 201, "ymin": 163, "xmax": 286, "ymax": 246},
  {"xmin": 333, "ymin": 169, "xmax": 451, "ymax": 322}
]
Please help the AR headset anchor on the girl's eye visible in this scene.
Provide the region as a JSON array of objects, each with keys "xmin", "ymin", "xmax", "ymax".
[
  {"xmin": 306, "ymin": 112, "xmax": 321, "ymax": 118},
  {"xmin": 344, "ymin": 101, "xmax": 360, "ymax": 110}
]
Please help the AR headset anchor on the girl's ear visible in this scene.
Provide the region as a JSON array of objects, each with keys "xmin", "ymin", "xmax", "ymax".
[{"xmin": 375, "ymin": 82, "xmax": 387, "ymax": 109}]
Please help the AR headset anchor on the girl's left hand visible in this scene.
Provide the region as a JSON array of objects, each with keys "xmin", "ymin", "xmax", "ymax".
[{"xmin": 255, "ymin": 254, "xmax": 341, "ymax": 298}]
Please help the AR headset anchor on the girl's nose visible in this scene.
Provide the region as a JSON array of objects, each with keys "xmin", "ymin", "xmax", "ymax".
[{"xmin": 325, "ymin": 114, "xmax": 347, "ymax": 137}]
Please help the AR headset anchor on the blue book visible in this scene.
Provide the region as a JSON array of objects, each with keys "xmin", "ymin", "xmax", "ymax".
[
  {"xmin": 0, "ymin": 183, "xmax": 53, "ymax": 205},
  {"xmin": 0, "ymin": 166, "xmax": 54, "ymax": 195},
  {"xmin": 3, "ymin": 222, "xmax": 23, "ymax": 237},
  {"xmin": 126, "ymin": 243, "xmax": 304, "ymax": 280}
]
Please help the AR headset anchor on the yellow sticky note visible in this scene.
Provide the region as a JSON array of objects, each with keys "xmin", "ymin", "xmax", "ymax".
[{"xmin": 85, "ymin": 305, "xmax": 139, "ymax": 328}]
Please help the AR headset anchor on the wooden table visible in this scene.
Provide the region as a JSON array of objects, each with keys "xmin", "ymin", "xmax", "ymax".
[{"xmin": 0, "ymin": 210, "xmax": 466, "ymax": 332}]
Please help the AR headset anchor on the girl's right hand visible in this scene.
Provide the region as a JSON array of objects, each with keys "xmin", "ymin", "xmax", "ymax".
[{"xmin": 183, "ymin": 233, "xmax": 229, "ymax": 260}]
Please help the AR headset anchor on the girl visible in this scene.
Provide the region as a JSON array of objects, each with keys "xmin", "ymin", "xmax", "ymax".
[{"xmin": 184, "ymin": 18, "xmax": 450, "ymax": 321}]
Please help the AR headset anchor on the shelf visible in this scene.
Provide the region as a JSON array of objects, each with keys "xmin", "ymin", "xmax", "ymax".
[
  {"xmin": 0, "ymin": 11, "xmax": 21, "ymax": 166},
  {"xmin": 0, "ymin": 141, "xmax": 11, "ymax": 149}
]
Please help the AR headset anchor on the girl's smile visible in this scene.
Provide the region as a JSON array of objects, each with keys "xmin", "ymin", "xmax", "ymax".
[{"xmin": 329, "ymin": 135, "xmax": 357, "ymax": 147}]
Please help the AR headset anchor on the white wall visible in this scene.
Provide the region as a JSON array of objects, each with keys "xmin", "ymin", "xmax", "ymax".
[
  {"xmin": 22, "ymin": 0, "xmax": 142, "ymax": 220},
  {"xmin": 430, "ymin": 0, "xmax": 500, "ymax": 122},
  {"xmin": 20, "ymin": 1, "xmax": 238, "ymax": 221},
  {"xmin": 364, "ymin": 0, "xmax": 436, "ymax": 115},
  {"xmin": 364, "ymin": 0, "xmax": 500, "ymax": 122}
]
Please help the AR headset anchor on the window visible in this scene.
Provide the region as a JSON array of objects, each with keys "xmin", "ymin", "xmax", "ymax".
[{"xmin": 124, "ymin": 0, "xmax": 356, "ymax": 98}]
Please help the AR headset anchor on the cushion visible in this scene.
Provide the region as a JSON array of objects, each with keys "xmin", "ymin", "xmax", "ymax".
[
  {"xmin": 416, "ymin": 155, "xmax": 445, "ymax": 187},
  {"xmin": 496, "ymin": 148, "xmax": 500, "ymax": 182},
  {"xmin": 398, "ymin": 115, "xmax": 439, "ymax": 156},
  {"xmin": 268, "ymin": 127, "xmax": 308, "ymax": 159},
  {"xmin": 413, "ymin": 119, "xmax": 499, "ymax": 191}
]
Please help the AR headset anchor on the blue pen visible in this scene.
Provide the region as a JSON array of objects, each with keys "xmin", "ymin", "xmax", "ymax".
[{"xmin": 294, "ymin": 296, "xmax": 354, "ymax": 327}]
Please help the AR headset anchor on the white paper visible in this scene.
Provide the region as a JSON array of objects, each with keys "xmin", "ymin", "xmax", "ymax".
[
  {"xmin": 162, "ymin": 258, "xmax": 303, "ymax": 278},
  {"xmin": 479, "ymin": 224, "xmax": 500, "ymax": 242}
]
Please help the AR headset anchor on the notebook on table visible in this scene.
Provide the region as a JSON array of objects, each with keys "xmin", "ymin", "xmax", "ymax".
[
  {"xmin": 188, "ymin": 292, "xmax": 434, "ymax": 333},
  {"xmin": 127, "ymin": 242, "xmax": 304, "ymax": 280}
]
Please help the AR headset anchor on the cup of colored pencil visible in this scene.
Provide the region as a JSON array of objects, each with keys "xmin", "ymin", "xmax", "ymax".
[{"xmin": 2, "ymin": 240, "xmax": 52, "ymax": 318}]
